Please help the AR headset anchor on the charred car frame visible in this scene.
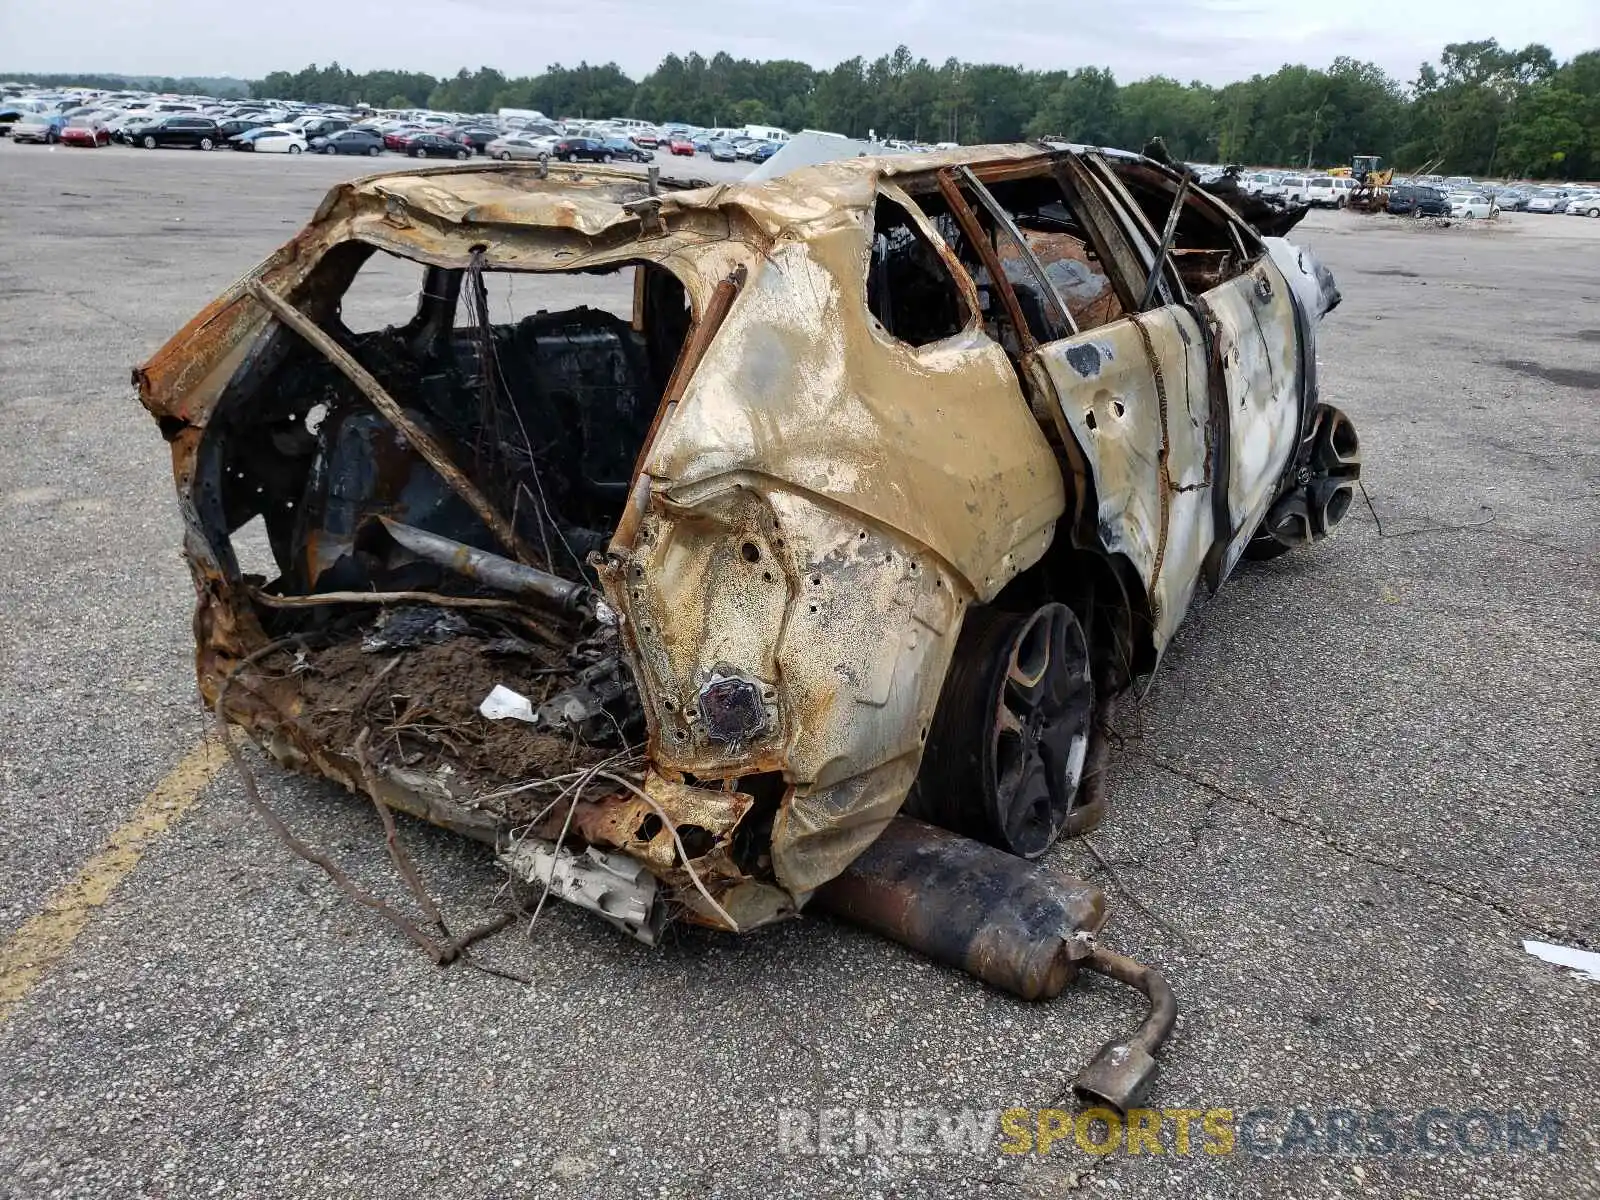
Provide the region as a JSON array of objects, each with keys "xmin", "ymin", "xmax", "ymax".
[{"xmin": 136, "ymin": 143, "xmax": 1357, "ymax": 1109}]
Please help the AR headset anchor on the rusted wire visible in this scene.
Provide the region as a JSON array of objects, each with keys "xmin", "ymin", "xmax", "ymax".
[{"xmin": 251, "ymin": 588, "xmax": 522, "ymax": 610}]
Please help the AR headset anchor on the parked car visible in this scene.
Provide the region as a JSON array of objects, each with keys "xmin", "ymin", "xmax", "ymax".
[
  {"xmin": 1387, "ymin": 184, "xmax": 1450, "ymax": 217},
  {"xmin": 1304, "ymin": 176, "xmax": 1342, "ymax": 207},
  {"xmin": 136, "ymin": 115, "xmax": 223, "ymax": 150},
  {"xmin": 382, "ymin": 125, "xmax": 424, "ymax": 151},
  {"xmin": 548, "ymin": 137, "xmax": 612, "ymax": 162},
  {"xmin": 11, "ymin": 112, "xmax": 68, "ymax": 143},
  {"xmin": 402, "ymin": 131, "xmax": 470, "ymax": 159},
  {"xmin": 1526, "ymin": 189, "xmax": 1568, "ymax": 214},
  {"xmin": 245, "ymin": 128, "xmax": 309, "ymax": 154},
  {"xmin": 59, "ymin": 117, "xmax": 111, "ymax": 148},
  {"xmin": 451, "ymin": 126, "xmax": 500, "ymax": 154},
  {"xmin": 217, "ymin": 117, "xmax": 270, "ymax": 139},
  {"xmin": 1564, "ymin": 193, "xmax": 1600, "ymax": 217},
  {"xmin": 748, "ymin": 141, "xmax": 780, "ymax": 164},
  {"xmin": 708, "ymin": 138, "xmax": 738, "ymax": 162},
  {"xmin": 1492, "ymin": 188, "xmax": 1529, "ymax": 212},
  {"xmin": 1450, "ymin": 194, "xmax": 1498, "ymax": 219},
  {"xmin": 667, "ymin": 135, "xmax": 696, "ymax": 156},
  {"xmin": 599, "ymin": 136, "xmax": 651, "ymax": 163},
  {"xmin": 485, "ymin": 134, "xmax": 551, "ymax": 161},
  {"xmin": 111, "ymin": 115, "xmax": 160, "ymax": 144},
  {"xmin": 314, "ymin": 128, "xmax": 385, "ymax": 156},
  {"xmin": 299, "ymin": 117, "xmax": 350, "ymax": 139}
]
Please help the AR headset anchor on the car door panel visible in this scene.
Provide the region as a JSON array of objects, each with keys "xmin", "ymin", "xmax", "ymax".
[
  {"xmin": 1031, "ymin": 305, "xmax": 1214, "ymax": 652},
  {"xmin": 1195, "ymin": 254, "xmax": 1302, "ymax": 581}
]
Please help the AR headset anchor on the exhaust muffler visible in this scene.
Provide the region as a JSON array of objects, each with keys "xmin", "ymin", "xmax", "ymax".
[{"xmin": 814, "ymin": 816, "xmax": 1177, "ymax": 1111}]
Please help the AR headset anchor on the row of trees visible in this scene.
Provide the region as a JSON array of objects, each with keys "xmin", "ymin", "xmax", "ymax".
[
  {"xmin": 40, "ymin": 39, "xmax": 1599, "ymax": 179},
  {"xmin": 2, "ymin": 72, "xmax": 249, "ymax": 96}
]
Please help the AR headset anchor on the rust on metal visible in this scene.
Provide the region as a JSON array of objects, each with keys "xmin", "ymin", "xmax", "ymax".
[{"xmin": 134, "ymin": 143, "xmax": 1354, "ymax": 1098}]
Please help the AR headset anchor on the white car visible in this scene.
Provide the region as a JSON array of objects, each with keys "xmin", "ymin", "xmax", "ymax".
[
  {"xmin": 250, "ymin": 128, "xmax": 308, "ymax": 154},
  {"xmin": 1304, "ymin": 176, "xmax": 1342, "ymax": 207},
  {"xmin": 1526, "ymin": 190, "xmax": 1566, "ymax": 213},
  {"xmin": 1450, "ymin": 194, "xmax": 1498, "ymax": 219},
  {"xmin": 1564, "ymin": 193, "xmax": 1600, "ymax": 218}
]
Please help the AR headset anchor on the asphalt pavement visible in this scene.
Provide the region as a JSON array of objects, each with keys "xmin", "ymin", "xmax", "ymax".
[{"xmin": 0, "ymin": 138, "xmax": 1596, "ymax": 1199}]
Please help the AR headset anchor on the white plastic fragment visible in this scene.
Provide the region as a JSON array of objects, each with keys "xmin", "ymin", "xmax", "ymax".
[
  {"xmin": 479, "ymin": 684, "xmax": 537, "ymax": 724},
  {"xmin": 1523, "ymin": 939, "xmax": 1600, "ymax": 983},
  {"xmin": 499, "ymin": 840, "xmax": 664, "ymax": 944}
]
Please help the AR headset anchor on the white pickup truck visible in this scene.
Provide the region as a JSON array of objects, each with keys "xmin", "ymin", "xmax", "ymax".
[{"xmin": 1272, "ymin": 174, "xmax": 1311, "ymax": 204}]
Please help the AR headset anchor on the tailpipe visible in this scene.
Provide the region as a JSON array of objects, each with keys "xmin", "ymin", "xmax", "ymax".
[
  {"xmin": 1070, "ymin": 945, "xmax": 1179, "ymax": 1113},
  {"xmin": 813, "ymin": 816, "xmax": 1177, "ymax": 1110}
]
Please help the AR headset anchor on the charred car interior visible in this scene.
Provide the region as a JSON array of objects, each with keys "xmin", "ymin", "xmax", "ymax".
[{"xmin": 136, "ymin": 143, "xmax": 1360, "ymax": 1111}]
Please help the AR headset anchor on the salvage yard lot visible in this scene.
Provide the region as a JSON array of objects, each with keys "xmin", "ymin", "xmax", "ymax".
[{"xmin": 1, "ymin": 138, "xmax": 1597, "ymax": 1198}]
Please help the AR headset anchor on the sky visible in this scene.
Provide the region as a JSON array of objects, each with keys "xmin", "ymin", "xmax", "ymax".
[{"xmin": 1, "ymin": 0, "xmax": 1596, "ymax": 88}]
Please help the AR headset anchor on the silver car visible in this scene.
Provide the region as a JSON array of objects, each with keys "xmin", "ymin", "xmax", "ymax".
[
  {"xmin": 11, "ymin": 113, "xmax": 64, "ymax": 144},
  {"xmin": 485, "ymin": 134, "xmax": 554, "ymax": 161}
]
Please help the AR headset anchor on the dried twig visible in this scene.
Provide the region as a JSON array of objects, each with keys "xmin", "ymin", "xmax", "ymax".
[
  {"xmin": 215, "ymin": 638, "xmax": 516, "ymax": 968},
  {"xmin": 355, "ymin": 729, "xmax": 446, "ymax": 934},
  {"xmin": 214, "ymin": 640, "xmax": 450, "ymax": 960},
  {"xmin": 526, "ymin": 771, "xmax": 587, "ymax": 932},
  {"xmin": 460, "ymin": 948, "xmax": 533, "ymax": 985}
]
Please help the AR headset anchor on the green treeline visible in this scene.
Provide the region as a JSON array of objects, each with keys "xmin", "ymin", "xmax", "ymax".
[
  {"xmin": 11, "ymin": 38, "xmax": 1597, "ymax": 178},
  {"xmin": 2, "ymin": 72, "xmax": 250, "ymax": 96}
]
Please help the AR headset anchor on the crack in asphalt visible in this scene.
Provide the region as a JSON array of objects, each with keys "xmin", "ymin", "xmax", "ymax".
[{"xmin": 1141, "ymin": 754, "xmax": 1589, "ymax": 946}]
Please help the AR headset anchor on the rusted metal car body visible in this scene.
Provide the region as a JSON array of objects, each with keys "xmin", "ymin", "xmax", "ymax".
[{"xmin": 136, "ymin": 144, "xmax": 1357, "ymax": 943}]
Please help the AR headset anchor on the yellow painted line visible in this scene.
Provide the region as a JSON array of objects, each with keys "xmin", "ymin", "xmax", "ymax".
[{"xmin": 0, "ymin": 735, "xmax": 230, "ymax": 1025}]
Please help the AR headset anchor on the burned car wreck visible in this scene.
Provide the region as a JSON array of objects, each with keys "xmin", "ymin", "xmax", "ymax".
[{"xmin": 136, "ymin": 143, "xmax": 1357, "ymax": 1109}]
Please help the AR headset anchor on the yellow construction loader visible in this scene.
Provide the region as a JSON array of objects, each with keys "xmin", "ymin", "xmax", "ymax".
[{"xmin": 1336, "ymin": 155, "xmax": 1395, "ymax": 211}]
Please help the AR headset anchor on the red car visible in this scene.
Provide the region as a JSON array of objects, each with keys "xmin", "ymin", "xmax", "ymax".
[
  {"xmin": 61, "ymin": 119, "xmax": 111, "ymax": 148},
  {"xmin": 382, "ymin": 125, "xmax": 422, "ymax": 151},
  {"xmin": 667, "ymin": 136, "xmax": 696, "ymax": 156}
]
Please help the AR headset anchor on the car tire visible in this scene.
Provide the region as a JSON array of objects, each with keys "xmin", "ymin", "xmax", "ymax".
[
  {"xmin": 367, "ymin": 145, "xmax": 381, "ymax": 157},
  {"xmin": 602, "ymin": 152, "xmax": 613, "ymax": 163},
  {"xmin": 455, "ymin": 149, "xmax": 469, "ymax": 160},
  {"xmin": 288, "ymin": 144, "xmax": 301, "ymax": 155},
  {"xmin": 142, "ymin": 134, "xmax": 157, "ymax": 149},
  {"xmin": 1587, "ymin": 207, "xmax": 1600, "ymax": 218},
  {"xmin": 200, "ymin": 137, "xmax": 214, "ymax": 151},
  {"xmin": 414, "ymin": 148, "xmax": 427, "ymax": 158}
]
